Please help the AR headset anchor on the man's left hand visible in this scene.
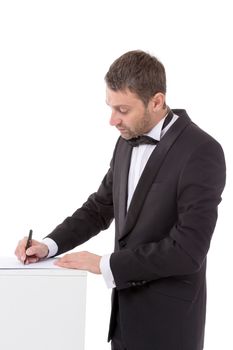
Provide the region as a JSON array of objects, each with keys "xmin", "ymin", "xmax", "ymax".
[{"xmin": 54, "ymin": 251, "xmax": 101, "ymax": 274}]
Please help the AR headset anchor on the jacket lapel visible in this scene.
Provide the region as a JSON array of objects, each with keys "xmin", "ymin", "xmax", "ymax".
[
  {"xmin": 119, "ymin": 111, "xmax": 192, "ymax": 240},
  {"xmin": 116, "ymin": 141, "xmax": 132, "ymax": 236}
]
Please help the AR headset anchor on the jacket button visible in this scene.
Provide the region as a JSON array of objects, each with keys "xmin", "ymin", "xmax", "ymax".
[{"xmin": 119, "ymin": 240, "xmax": 126, "ymax": 248}]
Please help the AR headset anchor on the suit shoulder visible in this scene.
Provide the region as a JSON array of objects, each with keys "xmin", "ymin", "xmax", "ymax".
[{"xmin": 184, "ymin": 122, "xmax": 224, "ymax": 154}]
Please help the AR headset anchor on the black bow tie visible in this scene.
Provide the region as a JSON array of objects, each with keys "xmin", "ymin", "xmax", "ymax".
[
  {"xmin": 127, "ymin": 135, "xmax": 159, "ymax": 147},
  {"xmin": 127, "ymin": 109, "xmax": 173, "ymax": 147}
]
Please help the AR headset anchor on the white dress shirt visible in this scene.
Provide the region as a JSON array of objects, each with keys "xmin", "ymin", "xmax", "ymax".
[{"xmin": 43, "ymin": 113, "xmax": 178, "ymax": 289}]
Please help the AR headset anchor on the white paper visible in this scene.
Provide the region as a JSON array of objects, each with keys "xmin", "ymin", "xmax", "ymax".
[{"xmin": 0, "ymin": 256, "xmax": 61, "ymax": 269}]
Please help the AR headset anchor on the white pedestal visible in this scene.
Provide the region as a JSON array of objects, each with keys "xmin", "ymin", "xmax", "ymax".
[{"xmin": 0, "ymin": 266, "xmax": 87, "ymax": 350}]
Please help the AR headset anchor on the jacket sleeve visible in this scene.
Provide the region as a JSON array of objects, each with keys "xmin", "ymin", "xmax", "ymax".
[
  {"xmin": 110, "ymin": 139, "xmax": 226, "ymax": 290},
  {"xmin": 46, "ymin": 166, "xmax": 114, "ymax": 256}
]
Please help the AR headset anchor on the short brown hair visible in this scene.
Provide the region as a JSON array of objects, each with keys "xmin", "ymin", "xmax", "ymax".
[{"xmin": 105, "ymin": 50, "xmax": 166, "ymax": 105}]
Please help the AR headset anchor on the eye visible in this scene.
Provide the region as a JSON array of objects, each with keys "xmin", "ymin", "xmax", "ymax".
[{"xmin": 119, "ymin": 107, "xmax": 129, "ymax": 114}]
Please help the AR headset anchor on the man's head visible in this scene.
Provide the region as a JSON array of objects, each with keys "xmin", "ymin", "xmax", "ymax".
[
  {"xmin": 105, "ymin": 50, "xmax": 167, "ymax": 139},
  {"xmin": 105, "ymin": 50, "xmax": 166, "ymax": 106}
]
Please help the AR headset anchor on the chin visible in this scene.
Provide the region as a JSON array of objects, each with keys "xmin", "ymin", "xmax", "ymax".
[
  {"xmin": 121, "ymin": 135, "xmax": 131, "ymax": 140},
  {"xmin": 120, "ymin": 131, "xmax": 131, "ymax": 140}
]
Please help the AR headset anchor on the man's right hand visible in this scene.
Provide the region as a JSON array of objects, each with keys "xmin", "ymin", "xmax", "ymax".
[{"xmin": 15, "ymin": 237, "xmax": 49, "ymax": 264}]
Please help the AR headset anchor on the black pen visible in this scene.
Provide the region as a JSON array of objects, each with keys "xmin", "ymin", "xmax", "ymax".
[{"xmin": 24, "ymin": 229, "xmax": 33, "ymax": 264}]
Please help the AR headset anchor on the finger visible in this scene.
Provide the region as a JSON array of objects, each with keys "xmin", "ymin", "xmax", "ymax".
[
  {"xmin": 61, "ymin": 251, "xmax": 89, "ymax": 261},
  {"xmin": 24, "ymin": 256, "xmax": 40, "ymax": 264},
  {"xmin": 57, "ymin": 254, "xmax": 75, "ymax": 263},
  {"xmin": 15, "ymin": 237, "xmax": 28, "ymax": 262},
  {"xmin": 54, "ymin": 260, "xmax": 78, "ymax": 269},
  {"xmin": 14, "ymin": 244, "xmax": 22, "ymax": 261}
]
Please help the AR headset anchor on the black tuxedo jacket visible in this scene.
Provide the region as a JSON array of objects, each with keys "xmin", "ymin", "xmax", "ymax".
[{"xmin": 47, "ymin": 110, "xmax": 226, "ymax": 350}]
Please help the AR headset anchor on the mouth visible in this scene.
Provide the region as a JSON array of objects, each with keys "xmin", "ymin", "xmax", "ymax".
[
  {"xmin": 117, "ymin": 126, "xmax": 128, "ymax": 132},
  {"xmin": 117, "ymin": 129, "xmax": 132, "ymax": 140}
]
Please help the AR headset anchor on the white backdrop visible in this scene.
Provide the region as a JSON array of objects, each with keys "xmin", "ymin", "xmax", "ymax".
[{"xmin": 0, "ymin": 1, "xmax": 232, "ymax": 349}]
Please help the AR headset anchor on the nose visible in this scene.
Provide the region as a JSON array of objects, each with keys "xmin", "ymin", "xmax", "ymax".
[{"xmin": 109, "ymin": 111, "xmax": 121, "ymax": 126}]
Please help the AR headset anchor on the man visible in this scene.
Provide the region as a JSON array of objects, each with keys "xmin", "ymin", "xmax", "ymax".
[{"xmin": 15, "ymin": 50, "xmax": 226, "ymax": 350}]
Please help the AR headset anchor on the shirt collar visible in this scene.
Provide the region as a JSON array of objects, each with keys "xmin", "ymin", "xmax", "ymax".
[{"xmin": 145, "ymin": 113, "xmax": 168, "ymax": 141}]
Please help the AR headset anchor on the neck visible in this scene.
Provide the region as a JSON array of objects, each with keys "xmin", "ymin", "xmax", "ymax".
[
  {"xmin": 149, "ymin": 106, "xmax": 170, "ymax": 130},
  {"xmin": 158, "ymin": 105, "xmax": 170, "ymax": 120}
]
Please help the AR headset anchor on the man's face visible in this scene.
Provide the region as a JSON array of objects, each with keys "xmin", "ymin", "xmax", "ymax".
[{"xmin": 106, "ymin": 87, "xmax": 155, "ymax": 140}]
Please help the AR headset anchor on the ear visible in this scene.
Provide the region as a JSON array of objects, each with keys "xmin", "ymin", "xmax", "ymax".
[{"xmin": 150, "ymin": 93, "xmax": 166, "ymax": 112}]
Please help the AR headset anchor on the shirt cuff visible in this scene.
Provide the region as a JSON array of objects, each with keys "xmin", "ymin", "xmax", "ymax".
[
  {"xmin": 42, "ymin": 238, "xmax": 58, "ymax": 258},
  {"xmin": 100, "ymin": 254, "xmax": 116, "ymax": 289}
]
